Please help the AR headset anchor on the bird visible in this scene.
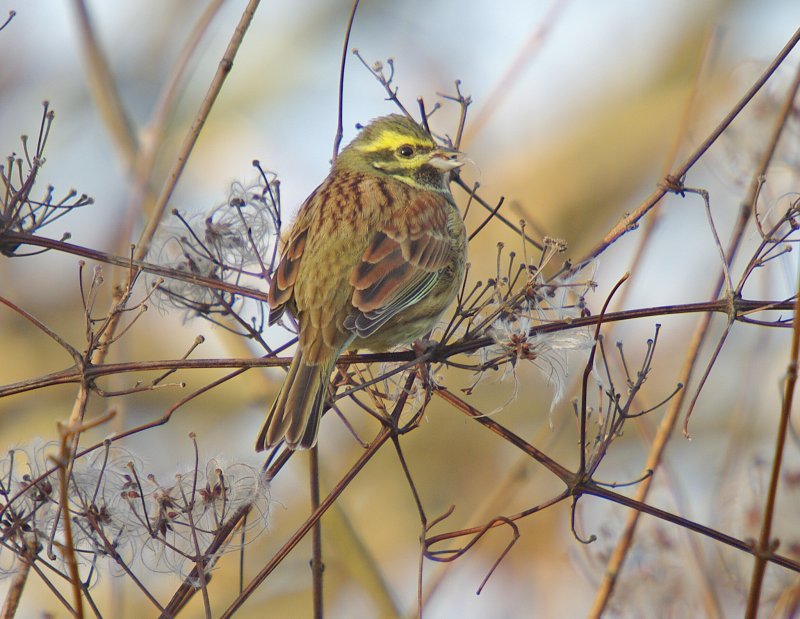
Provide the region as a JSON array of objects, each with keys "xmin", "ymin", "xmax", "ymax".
[{"xmin": 256, "ymin": 114, "xmax": 467, "ymax": 451}]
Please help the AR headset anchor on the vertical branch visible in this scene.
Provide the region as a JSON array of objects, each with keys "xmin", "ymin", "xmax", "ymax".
[
  {"xmin": 586, "ymin": 55, "xmax": 800, "ymax": 619},
  {"xmin": 117, "ymin": 0, "xmax": 226, "ymax": 250},
  {"xmin": 69, "ymin": 0, "xmax": 138, "ymax": 166},
  {"xmin": 134, "ymin": 0, "xmax": 262, "ymax": 262},
  {"xmin": 332, "ymin": 0, "xmax": 361, "ymax": 162},
  {"xmin": 744, "ymin": 262, "xmax": 800, "ymax": 615},
  {"xmin": 81, "ymin": 0, "xmax": 262, "ymax": 403},
  {"xmin": 55, "ymin": 422, "xmax": 84, "ymax": 619},
  {"xmin": 0, "ymin": 543, "xmax": 33, "ymax": 619},
  {"xmin": 310, "ymin": 446, "xmax": 324, "ymax": 619}
]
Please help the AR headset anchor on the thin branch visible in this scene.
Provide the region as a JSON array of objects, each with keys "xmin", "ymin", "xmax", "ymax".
[
  {"xmin": 586, "ymin": 42, "xmax": 800, "ymax": 619},
  {"xmin": 134, "ymin": 0, "xmax": 262, "ymax": 263},
  {"xmin": 572, "ymin": 25, "xmax": 800, "ymax": 274},
  {"xmin": 744, "ymin": 248, "xmax": 800, "ymax": 615},
  {"xmin": 69, "ymin": 0, "xmax": 137, "ymax": 166},
  {"xmin": 219, "ymin": 429, "xmax": 393, "ymax": 618},
  {"xmin": 333, "ymin": 0, "xmax": 361, "ymax": 161}
]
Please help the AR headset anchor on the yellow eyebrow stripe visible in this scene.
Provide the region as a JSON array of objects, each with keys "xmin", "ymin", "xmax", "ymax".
[{"xmin": 356, "ymin": 130, "xmax": 433, "ymax": 153}]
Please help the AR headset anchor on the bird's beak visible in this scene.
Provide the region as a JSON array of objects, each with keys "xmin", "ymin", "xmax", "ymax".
[{"xmin": 428, "ymin": 148, "xmax": 465, "ymax": 171}]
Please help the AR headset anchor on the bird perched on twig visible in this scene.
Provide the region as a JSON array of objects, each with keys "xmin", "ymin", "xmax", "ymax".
[{"xmin": 256, "ymin": 114, "xmax": 467, "ymax": 451}]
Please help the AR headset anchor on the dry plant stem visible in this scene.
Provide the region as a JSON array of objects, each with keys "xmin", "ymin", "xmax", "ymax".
[
  {"xmin": 45, "ymin": 382, "xmax": 90, "ymax": 594},
  {"xmin": 119, "ymin": 0, "xmax": 226, "ymax": 249},
  {"xmin": 453, "ymin": 176, "xmax": 542, "ymax": 250},
  {"xmin": 609, "ymin": 24, "xmax": 714, "ymax": 314},
  {"xmin": 55, "ymin": 422, "xmax": 84, "ymax": 619},
  {"xmin": 27, "ymin": 562, "xmax": 76, "ymax": 616},
  {"xmin": 89, "ymin": 524, "xmax": 166, "ymax": 613},
  {"xmin": 461, "ymin": 0, "xmax": 569, "ymax": 146},
  {"xmin": 0, "ymin": 297, "xmax": 793, "ymax": 401},
  {"xmin": 416, "ymin": 383, "xmax": 800, "ymax": 577},
  {"xmin": 220, "ymin": 429, "xmax": 393, "ymax": 618},
  {"xmin": 0, "ymin": 294, "xmax": 83, "ymax": 364},
  {"xmin": 70, "ymin": 0, "xmax": 137, "ymax": 166},
  {"xmin": 595, "ymin": 33, "xmax": 715, "ymax": 608},
  {"xmin": 572, "ymin": 25, "xmax": 800, "ymax": 273},
  {"xmin": 135, "ymin": 0, "xmax": 261, "ymax": 264},
  {"xmin": 161, "ymin": 450, "xmax": 296, "ymax": 618},
  {"xmin": 682, "ymin": 62, "xmax": 800, "ymax": 435},
  {"xmin": 417, "ymin": 427, "xmax": 565, "ymax": 618},
  {"xmin": 435, "ymin": 387, "xmax": 572, "ymax": 482},
  {"xmin": 325, "ymin": 501, "xmax": 401, "ymax": 618},
  {"xmin": 745, "ymin": 261, "xmax": 800, "ymax": 615},
  {"xmin": 332, "ymin": 0, "xmax": 361, "ymax": 161},
  {"xmin": 634, "ymin": 416, "xmax": 722, "ymax": 619},
  {"xmin": 39, "ymin": 1, "xmax": 261, "ymax": 543},
  {"xmin": 3, "ymin": 232, "xmax": 270, "ymax": 303},
  {"xmin": 580, "ymin": 274, "xmax": 629, "ymax": 475},
  {"xmin": 581, "ymin": 484, "xmax": 800, "ymax": 571},
  {"xmin": 1, "ymin": 543, "xmax": 33, "ymax": 619},
  {"xmin": 310, "ymin": 446, "xmax": 324, "ymax": 619},
  {"xmin": 186, "ymin": 509, "xmax": 213, "ymax": 619},
  {"xmin": 587, "ymin": 53, "xmax": 800, "ymax": 619}
]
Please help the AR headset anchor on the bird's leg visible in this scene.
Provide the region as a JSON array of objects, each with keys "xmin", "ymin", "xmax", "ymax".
[{"xmin": 412, "ymin": 338, "xmax": 437, "ymax": 387}]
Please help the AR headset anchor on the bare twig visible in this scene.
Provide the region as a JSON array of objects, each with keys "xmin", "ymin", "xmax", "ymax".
[
  {"xmin": 744, "ymin": 246, "xmax": 800, "ymax": 615},
  {"xmin": 69, "ymin": 0, "xmax": 137, "ymax": 166},
  {"xmin": 333, "ymin": 0, "xmax": 361, "ymax": 161}
]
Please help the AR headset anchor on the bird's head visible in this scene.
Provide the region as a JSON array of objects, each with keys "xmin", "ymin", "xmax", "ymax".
[{"xmin": 337, "ymin": 114, "xmax": 463, "ymax": 192}]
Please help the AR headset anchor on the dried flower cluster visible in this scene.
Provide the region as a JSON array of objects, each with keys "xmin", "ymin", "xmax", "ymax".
[
  {"xmin": 0, "ymin": 440, "xmax": 270, "ymax": 586},
  {"xmin": 151, "ymin": 164, "xmax": 280, "ymax": 325},
  {"xmin": 0, "ymin": 102, "xmax": 93, "ymax": 257},
  {"xmin": 455, "ymin": 237, "xmax": 596, "ymax": 416}
]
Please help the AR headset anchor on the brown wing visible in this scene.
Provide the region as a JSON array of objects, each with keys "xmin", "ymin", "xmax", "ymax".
[
  {"xmin": 347, "ymin": 191, "xmax": 454, "ymax": 338},
  {"xmin": 268, "ymin": 222, "xmax": 308, "ymax": 326}
]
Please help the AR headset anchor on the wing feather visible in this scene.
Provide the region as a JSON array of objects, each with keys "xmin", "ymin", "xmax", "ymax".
[{"xmin": 347, "ymin": 192, "xmax": 454, "ymax": 338}]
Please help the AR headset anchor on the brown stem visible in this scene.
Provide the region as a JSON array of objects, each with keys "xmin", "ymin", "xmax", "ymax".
[
  {"xmin": 310, "ymin": 446, "xmax": 324, "ymax": 619},
  {"xmin": 69, "ymin": 0, "xmax": 137, "ymax": 166},
  {"xmin": 572, "ymin": 25, "xmax": 800, "ymax": 273},
  {"xmin": 219, "ymin": 430, "xmax": 392, "ymax": 618},
  {"xmin": 744, "ymin": 244, "xmax": 800, "ymax": 615},
  {"xmin": 586, "ymin": 46, "xmax": 800, "ymax": 619},
  {"xmin": 0, "ymin": 543, "xmax": 33, "ymax": 619}
]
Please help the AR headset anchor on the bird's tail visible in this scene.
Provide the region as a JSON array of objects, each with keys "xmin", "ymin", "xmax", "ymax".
[{"xmin": 256, "ymin": 351, "xmax": 332, "ymax": 451}]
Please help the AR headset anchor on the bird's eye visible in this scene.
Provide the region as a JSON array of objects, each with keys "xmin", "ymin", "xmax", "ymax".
[{"xmin": 397, "ymin": 145, "xmax": 415, "ymax": 158}]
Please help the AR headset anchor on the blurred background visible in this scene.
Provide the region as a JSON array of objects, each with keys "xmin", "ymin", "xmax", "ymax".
[{"xmin": 2, "ymin": 0, "xmax": 800, "ymax": 617}]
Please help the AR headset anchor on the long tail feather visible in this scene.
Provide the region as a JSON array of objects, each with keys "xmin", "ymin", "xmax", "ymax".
[{"xmin": 256, "ymin": 352, "xmax": 332, "ymax": 451}]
